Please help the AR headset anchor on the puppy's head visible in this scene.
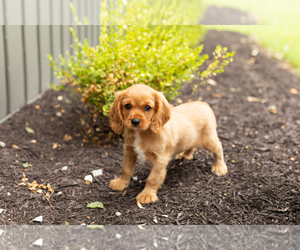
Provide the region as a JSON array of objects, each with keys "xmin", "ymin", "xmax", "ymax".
[{"xmin": 109, "ymin": 84, "xmax": 171, "ymax": 134}]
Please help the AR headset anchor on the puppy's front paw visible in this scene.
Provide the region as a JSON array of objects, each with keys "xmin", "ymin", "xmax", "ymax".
[
  {"xmin": 211, "ymin": 163, "xmax": 228, "ymax": 176},
  {"xmin": 109, "ymin": 178, "xmax": 129, "ymax": 191},
  {"xmin": 136, "ymin": 190, "xmax": 158, "ymax": 204}
]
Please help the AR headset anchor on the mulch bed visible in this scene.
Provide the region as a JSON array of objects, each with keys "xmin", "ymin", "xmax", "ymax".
[{"xmin": 1, "ymin": 29, "xmax": 300, "ymax": 225}]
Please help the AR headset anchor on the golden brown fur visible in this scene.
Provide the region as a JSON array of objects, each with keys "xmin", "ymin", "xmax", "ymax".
[{"xmin": 109, "ymin": 84, "xmax": 228, "ymax": 204}]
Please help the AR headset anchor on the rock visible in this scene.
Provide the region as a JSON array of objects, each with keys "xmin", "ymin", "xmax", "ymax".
[
  {"xmin": 61, "ymin": 166, "xmax": 68, "ymax": 171},
  {"xmin": 115, "ymin": 212, "xmax": 122, "ymax": 216},
  {"xmin": 132, "ymin": 176, "xmax": 138, "ymax": 181},
  {"xmin": 115, "ymin": 233, "xmax": 122, "ymax": 239},
  {"xmin": 32, "ymin": 238, "xmax": 43, "ymax": 247},
  {"xmin": 0, "ymin": 141, "xmax": 5, "ymax": 147},
  {"xmin": 92, "ymin": 169, "xmax": 103, "ymax": 177},
  {"xmin": 0, "ymin": 208, "xmax": 4, "ymax": 214},
  {"xmin": 33, "ymin": 215, "xmax": 43, "ymax": 222},
  {"xmin": 84, "ymin": 175, "xmax": 93, "ymax": 183}
]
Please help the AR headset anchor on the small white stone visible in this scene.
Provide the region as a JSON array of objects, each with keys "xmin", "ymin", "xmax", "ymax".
[
  {"xmin": 61, "ymin": 166, "xmax": 68, "ymax": 171},
  {"xmin": 153, "ymin": 218, "xmax": 158, "ymax": 223},
  {"xmin": 115, "ymin": 233, "xmax": 122, "ymax": 239},
  {"xmin": 56, "ymin": 112, "xmax": 62, "ymax": 117},
  {"xmin": 251, "ymin": 48, "xmax": 259, "ymax": 57},
  {"xmin": 32, "ymin": 238, "xmax": 43, "ymax": 247},
  {"xmin": 0, "ymin": 229, "xmax": 4, "ymax": 236},
  {"xmin": 132, "ymin": 176, "xmax": 138, "ymax": 181},
  {"xmin": 81, "ymin": 223, "xmax": 86, "ymax": 226},
  {"xmin": 81, "ymin": 248, "xmax": 86, "ymax": 250},
  {"xmin": 115, "ymin": 212, "xmax": 122, "ymax": 216},
  {"xmin": 162, "ymin": 237, "xmax": 168, "ymax": 241},
  {"xmin": 92, "ymin": 169, "xmax": 103, "ymax": 177},
  {"xmin": 0, "ymin": 209, "xmax": 4, "ymax": 214},
  {"xmin": 161, "ymin": 214, "xmax": 168, "ymax": 218},
  {"xmin": 84, "ymin": 175, "xmax": 93, "ymax": 182},
  {"xmin": 33, "ymin": 215, "xmax": 43, "ymax": 222},
  {"xmin": 7, "ymin": 192, "xmax": 10, "ymax": 196},
  {"xmin": 153, "ymin": 242, "xmax": 158, "ymax": 248},
  {"xmin": 0, "ymin": 141, "xmax": 5, "ymax": 147},
  {"xmin": 15, "ymin": 160, "xmax": 19, "ymax": 163},
  {"xmin": 57, "ymin": 191, "xmax": 62, "ymax": 195},
  {"xmin": 57, "ymin": 96, "xmax": 63, "ymax": 101}
]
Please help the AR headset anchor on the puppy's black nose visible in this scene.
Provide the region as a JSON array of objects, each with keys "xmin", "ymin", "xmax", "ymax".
[{"xmin": 131, "ymin": 118, "xmax": 141, "ymax": 126}]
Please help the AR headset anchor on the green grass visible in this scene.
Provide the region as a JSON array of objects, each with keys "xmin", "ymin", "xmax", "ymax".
[{"xmin": 201, "ymin": 0, "xmax": 300, "ymax": 74}]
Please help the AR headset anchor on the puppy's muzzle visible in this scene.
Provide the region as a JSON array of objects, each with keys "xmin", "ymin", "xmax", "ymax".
[{"xmin": 131, "ymin": 118, "xmax": 141, "ymax": 126}]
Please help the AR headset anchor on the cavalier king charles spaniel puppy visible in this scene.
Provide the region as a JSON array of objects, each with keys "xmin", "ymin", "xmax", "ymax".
[{"xmin": 109, "ymin": 84, "xmax": 228, "ymax": 204}]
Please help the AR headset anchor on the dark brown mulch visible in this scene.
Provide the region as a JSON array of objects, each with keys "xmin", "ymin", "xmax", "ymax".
[
  {"xmin": 201, "ymin": 6, "xmax": 258, "ymax": 25},
  {"xmin": 0, "ymin": 29, "xmax": 300, "ymax": 226}
]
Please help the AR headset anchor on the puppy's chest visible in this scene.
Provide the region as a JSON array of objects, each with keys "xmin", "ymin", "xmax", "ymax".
[
  {"xmin": 133, "ymin": 134, "xmax": 147, "ymax": 162},
  {"xmin": 133, "ymin": 132, "xmax": 160, "ymax": 162}
]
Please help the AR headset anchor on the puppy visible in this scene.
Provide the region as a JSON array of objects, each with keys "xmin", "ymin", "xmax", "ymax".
[{"xmin": 109, "ymin": 84, "xmax": 228, "ymax": 204}]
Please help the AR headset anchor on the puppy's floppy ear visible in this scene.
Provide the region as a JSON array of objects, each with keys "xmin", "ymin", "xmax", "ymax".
[
  {"xmin": 150, "ymin": 92, "xmax": 171, "ymax": 134},
  {"xmin": 109, "ymin": 91, "xmax": 124, "ymax": 134}
]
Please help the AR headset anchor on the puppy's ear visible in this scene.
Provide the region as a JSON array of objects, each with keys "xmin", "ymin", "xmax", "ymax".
[
  {"xmin": 109, "ymin": 91, "xmax": 124, "ymax": 134},
  {"xmin": 150, "ymin": 92, "xmax": 171, "ymax": 134}
]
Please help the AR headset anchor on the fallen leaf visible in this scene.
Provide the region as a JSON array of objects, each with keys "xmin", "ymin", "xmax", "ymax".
[
  {"xmin": 268, "ymin": 105, "xmax": 277, "ymax": 114},
  {"xmin": 137, "ymin": 201, "xmax": 145, "ymax": 209},
  {"xmin": 25, "ymin": 127, "xmax": 35, "ymax": 135},
  {"xmin": 290, "ymin": 88, "xmax": 299, "ymax": 95},
  {"xmin": 63, "ymin": 134, "xmax": 73, "ymax": 141},
  {"xmin": 86, "ymin": 225, "xmax": 104, "ymax": 230},
  {"xmin": 212, "ymin": 93, "xmax": 225, "ymax": 98},
  {"xmin": 52, "ymin": 143, "xmax": 58, "ymax": 149},
  {"xmin": 207, "ymin": 79, "xmax": 217, "ymax": 86},
  {"xmin": 87, "ymin": 201, "xmax": 104, "ymax": 209},
  {"xmin": 23, "ymin": 162, "xmax": 30, "ymax": 168},
  {"xmin": 248, "ymin": 57, "xmax": 256, "ymax": 64},
  {"xmin": 47, "ymin": 183, "xmax": 54, "ymax": 193},
  {"xmin": 247, "ymin": 96, "xmax": 261, "ymax": 102}
]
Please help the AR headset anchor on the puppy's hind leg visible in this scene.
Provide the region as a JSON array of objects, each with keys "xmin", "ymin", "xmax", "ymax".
[
  {"xmin": 175, "ymin": 147, "xmax": 195, "ymax": 160},
  {"xmin": 202, "ymin": 129, "xmax": 228, "ymax": 176}
]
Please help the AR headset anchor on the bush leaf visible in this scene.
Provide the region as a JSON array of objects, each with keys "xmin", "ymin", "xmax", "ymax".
[
  {"xmin": 25, "ymin": 127, "xmax": 35, "ymax": 134},
  {"xmin": 87, "ymin": 201, "xmax": 104, "ymax": 209},
  {"xmin": 23, "ymin": 162, "xmax": 30, "ymax": 168}
]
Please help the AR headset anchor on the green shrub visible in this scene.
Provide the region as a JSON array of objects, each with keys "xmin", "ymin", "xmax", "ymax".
[{"xmin": 49, "ymin": 0, "xmax": 235, "ymax": 116}]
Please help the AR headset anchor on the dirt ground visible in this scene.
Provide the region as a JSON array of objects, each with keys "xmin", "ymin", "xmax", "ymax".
[{"xmin": 1, "ymin": 26, "xmax": 300, "ymax": 225}]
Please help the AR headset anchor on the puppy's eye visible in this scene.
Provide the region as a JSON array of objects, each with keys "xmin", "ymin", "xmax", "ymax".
[
  {"xmin": 124, "ymin": 104, "xmax": 131, "ymax": 110},
  {"xmin": 144, "ymin": 105, "xmax": 151, "ymax": 111}
]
